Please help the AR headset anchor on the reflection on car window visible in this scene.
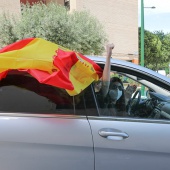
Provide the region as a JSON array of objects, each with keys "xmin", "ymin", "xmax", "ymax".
[
  {"xmin": 0, "ymin": 73, "xmax": 97, "ymax": 115},
  {"xmin": 94, "ymin": 71, "xmax": 170, "ymax": 120}
]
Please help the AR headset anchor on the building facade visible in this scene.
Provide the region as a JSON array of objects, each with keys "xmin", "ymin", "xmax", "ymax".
[
  {"xmin": 0, "ymin": 0, "xmax": 21, "ymax": 15},
  {"xmin": 0, "ymin": 0, "xmax": 138, "ymax": 63}
]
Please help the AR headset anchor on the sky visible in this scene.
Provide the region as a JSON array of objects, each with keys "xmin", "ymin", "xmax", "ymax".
[{"xmin": 138, "ymin": 0, "xmax": 170, "ymax": 34}]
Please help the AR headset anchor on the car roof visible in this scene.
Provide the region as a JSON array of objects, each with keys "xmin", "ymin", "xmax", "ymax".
[{"xmin": 86, "ymin": 55, "xmax": 170, "ymax": 84}]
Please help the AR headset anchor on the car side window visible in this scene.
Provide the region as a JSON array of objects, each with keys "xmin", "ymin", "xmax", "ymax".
[
  {"xmin": 0, "ymin": 74, "xmax": 97, "ymax": 115},
  {"xmin": 93, "ymin": 71, "xmax": 170, "ymax": 120}
]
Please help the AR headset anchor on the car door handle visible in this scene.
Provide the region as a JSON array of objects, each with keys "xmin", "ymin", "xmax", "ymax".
[{"xmin": 99, "ymin": 128, "xmax": 129, "ymax": 140}]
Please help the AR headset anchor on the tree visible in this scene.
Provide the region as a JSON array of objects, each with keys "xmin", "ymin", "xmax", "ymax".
[
  {"xmin": 154, "ymin": 31, "xmax": 170, "ymax": 71},
  {"xmin": 154, "ymin": 31, "xmax": 170, "ymax": 61},
  {"xmin": 0, "ymin": 3, "xmax": 107, "ymax": 55},
  {"xmin": 154, "ymin": 30, "xmax": 165, "ymax": 41},
  {"xmin": 139, "ymin": 28, "xmax": 170, "ymax": 71}
]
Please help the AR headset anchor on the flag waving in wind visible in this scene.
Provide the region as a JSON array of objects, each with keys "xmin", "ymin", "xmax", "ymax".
[{"xmin": 0, "ymin": 38, "xmax": 102, "ymax": 96}]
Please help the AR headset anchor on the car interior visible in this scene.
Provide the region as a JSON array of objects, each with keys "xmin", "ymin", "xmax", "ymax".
[
  {"xmin": 93, "ymin": 71, "xmax": 170, "ymax": 120},
  {"xmin": 0, "ymin": 70, "xmax": 169, "ymax": 120}
]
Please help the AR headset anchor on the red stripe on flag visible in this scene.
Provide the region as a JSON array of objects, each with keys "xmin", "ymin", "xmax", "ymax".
[
  {"xmin": 0, "ymin": 38, "xmax": 35, "ymax": 53},
  {"xmin": 27, "ymin": 69, "xmax": 74, "ymax": 90},
  {"xmin": 0, "ymin": 71, "xmax": 8, "ymax": 80},
  {"xmin": 53, "ymin": 49, "xmax": 79, "ymax": 87}
]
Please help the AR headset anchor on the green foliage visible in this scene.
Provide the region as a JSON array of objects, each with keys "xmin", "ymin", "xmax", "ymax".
[
  {"xmin": 0, "ymin": 3, "xmax": 107, "ymax": 55},
  {"xmin": 139, "ymin": 28, "xmax": 170, "ymax": 71},
  {"xmin": 0, "ymin": 13, "xmax": 18, "ymax": 46},
  {"xmin": 154, "ymin": 30, "xmax": 165, "ymax": 41}
]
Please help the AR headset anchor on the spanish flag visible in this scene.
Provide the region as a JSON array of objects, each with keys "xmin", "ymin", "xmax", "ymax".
[{"xmin": 0, "ymin": 38, "xmax": 102, "ymax": 96}]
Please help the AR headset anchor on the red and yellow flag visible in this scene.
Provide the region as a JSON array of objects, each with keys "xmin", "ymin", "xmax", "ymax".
[{"xmin": 0, "ymin": 38, "xmax": 102, "ymax": 95}]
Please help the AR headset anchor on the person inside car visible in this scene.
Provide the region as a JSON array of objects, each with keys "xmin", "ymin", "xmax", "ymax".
[{"xmin": 94, "ymin": 44, "xmax": 136, "ymax": 116}]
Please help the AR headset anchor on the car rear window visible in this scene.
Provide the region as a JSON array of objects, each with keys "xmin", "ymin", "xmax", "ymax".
[{"xmin": 0, "ymin": 72, "xmax": 97, "ymax": 115}]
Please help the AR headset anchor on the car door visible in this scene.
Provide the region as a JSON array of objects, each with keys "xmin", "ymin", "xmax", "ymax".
[
  {"xmin": 89, "ymin": 66, "xmax": 170, "ymax": 170},
  {"xmin": 0, "ymin": 115, "xmax": 94, "ymax": 170},
  {"xmin": 89, "ymin": 118, "xmax": 170, "ymax": 170},
  {"xmin": 0, "ymin": 74, "xmax": 94, "ymax": 170}
]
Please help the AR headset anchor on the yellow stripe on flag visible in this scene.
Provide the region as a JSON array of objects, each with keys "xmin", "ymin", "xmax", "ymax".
[{"xmin": 0, "ymin": 38, "xmax": 58, "ymax": 73}]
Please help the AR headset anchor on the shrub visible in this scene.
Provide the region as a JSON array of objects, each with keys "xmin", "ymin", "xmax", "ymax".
[{"xmin": 0, "ymin": 3, "xmax": 107, "ymax": 55}]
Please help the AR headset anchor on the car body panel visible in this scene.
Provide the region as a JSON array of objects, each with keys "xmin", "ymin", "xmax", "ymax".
[
  {"xmin": 0, "ymin": 56, "xmax": 170, "ymax": 170},
  {"xmin": 0, "ymin": 114, "xmax": 94, "ymax": 170},
  {"xmin": 88, "ymin": 117, "xmax": 170, "ymax": 170},
  {"xmin": 86, "ymin": 56, "xmax": 170, "ymax": 170}
]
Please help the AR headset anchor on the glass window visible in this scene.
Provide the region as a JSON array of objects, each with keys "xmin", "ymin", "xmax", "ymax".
[
  {"xmin": 0, "ymin": 73, "xmax": 96, "ymax": 115},
  {"xmin": 64, "ymin": 0, "xmax": 70, "ymax": 10},
  {"xmin": 93, "ymin": 71, "xmax": 170, "ymax": 120}
]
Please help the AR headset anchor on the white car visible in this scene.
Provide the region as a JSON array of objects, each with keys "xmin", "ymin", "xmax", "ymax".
[{"xmin": 0, "ymin": 56, "xmax": 170, "ymax": 170}]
